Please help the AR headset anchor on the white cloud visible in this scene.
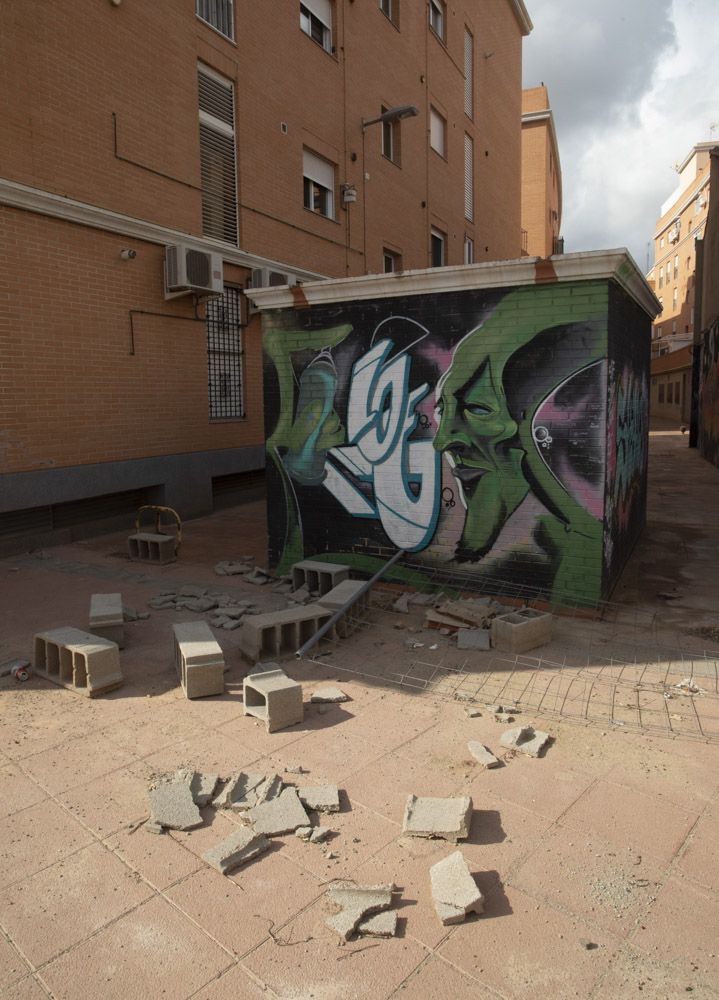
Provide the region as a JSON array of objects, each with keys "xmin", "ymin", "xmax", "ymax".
[{"xmin": 523, "ymin": 0, "xmax": 719, "ymax": 269}]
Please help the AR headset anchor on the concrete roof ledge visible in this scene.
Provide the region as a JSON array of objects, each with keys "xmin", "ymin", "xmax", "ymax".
[{"xmin": 250, "ymin": 249, "xmax": 661, "ymax": 320}]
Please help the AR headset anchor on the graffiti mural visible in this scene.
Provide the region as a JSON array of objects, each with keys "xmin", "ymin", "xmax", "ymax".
[
  {"xmin": 263, "ymin": 282, "xmax": 646, "ymax": 606},
  {"xmin": 699, "ymin": 320, "xmax": 719, "ymax": 468}
]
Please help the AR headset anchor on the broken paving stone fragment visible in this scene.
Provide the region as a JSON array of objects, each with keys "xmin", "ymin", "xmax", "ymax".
[
  {"xmin": 180, "ymin": 585, "xmax": 208, "ymax": 598},
  {"xmin": 256, "ymin": 773, "xmax": 284, "ymax": 805},
  {"xmin": 245, "ymin": 566, "xmax": 271, "ymax": 585},
  {"xmin": 310, "ymin": 686, "xmax": 349, "ymax": 704},
  {"xmin": 175, "ymin": 769, "xmax": 219, "ymax": 807},
  {"xmin": 430, "ymin": 851, "xmax": 484, "ymax": 925},
  {"xmin": 357, "ymin": 911, "xmax": 398, "ymax": 937},
  {"xmin": 214, "ymin": 560, "xmax": 253, "ymax": 576},
  {"xmin": 325, "ymin": 883, "xmax": 395, "ymax": 941},
  {"xmin": 221, "ymin": 619, "xmax": 243, "ymax": 630},
  {"xmin": 467, "ymin": 742, "xmax": 500, "ymax": 769},
  {"xmin": 144, "ymin": 820, "xmax": 164, "ymax": 835},
  {"xmin": 202, "ymin": 827, "xmax": 271, "ymax": 875},
  {"xmin": 179, "ymin": 596, "xmax": 218, "ymax": 613},
  {"xmin": 309, "ymin": 826, "xmax": 331, "ymax": 844},
  {"xmin": 500, "ymin": 725, "xmax": 551, "ymax": 757},
  {"xmin": 148, "ymin": 782, "xmax": 203, "ymax": 831},
  {"xmin": 402, "ymin": 795, "xmax": 473, "ymax": 842},
  {"xmin": 298, "ymin": 785, "xmax": 340, "ymax": 814},
  {"xmin": 456, "ymin": 628, "xmax": 491, "ymax": 651},
  {"xmin": 393, "ymin": 593, "xmax": 411, "ymax": 614},
  {"xmin": 249, "ymin": 787, "xmax": 310, "ymax": 835},
  {"xmin": 295, "ymin": 826, "xmax": 313, "ymax": 840},
  {"xmin": 213, "ymin": 772, "xmax": 266, "ymax": 810}
]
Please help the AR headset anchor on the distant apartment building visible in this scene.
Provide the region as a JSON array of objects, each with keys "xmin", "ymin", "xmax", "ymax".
[
  {"xmin": 0, "ymin": 0, "xmax": 532, "ymax": 553},
  {"xmin": 647, "ymin": 142, "xmax": 712, "ymax": 358},
  {"xmin": 520, "ymin": 85, "xmax": 562, "ymax": 257}
]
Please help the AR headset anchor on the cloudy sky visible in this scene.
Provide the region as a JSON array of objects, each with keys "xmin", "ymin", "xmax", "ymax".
[{"xmin": 522, "ymin": 0, "xmax": 719, "ymax": 272}]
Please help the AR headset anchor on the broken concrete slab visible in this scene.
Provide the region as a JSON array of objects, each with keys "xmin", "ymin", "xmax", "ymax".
[
  {"xmin": 456, "ymin": 628, "xmax": 491, "ymax": 651},
  {"xmin": 180, "ymin": 585, "xmax": 209, "ymax": 598},
  {"xmin": 467, "ymin": 742, "xmax": 500, "ymax": 769},
  {"xmin": 357, "ymin": 910, "xmax": 398, "ymax": 937},
  {"xmin": 310, "ymin": 686, "xmax": 349, "ymax": 703},
  {"xmin": 213, "ymin": 772, "xmax": 266, "ymax": 810},
  {"xmin": 178, "ymin": 596, "xmax": 218, "ymax": 613},
  {"xmin": 175, "ymin": 770, "xmax": 219, "ymax": 807},
  {"xmin": 255, "ymin": 773, "xmax": 283, "ymax": 805},
  {"xmin": 148, "ymin": 782, "xmax": 203, "ymax": 831},
  {"xmin": 500, "ymin": 726, "xmax": 551, "ymax": 757},
  {"xmin": 325, "ymin": 883, "xmax": 394, "ymax": 941},
  {"xmin": 298, "ymin": 785, "xmax": 340, "ymax": 814},
  {"xmin": 295, "ymin": 826, "xmax": 313, "ymax": 840},
  {"xmin": 430, "ymin": 851, "xmax": 484, "ymax": 925},
  {"xmin": 402, "ymin": 795, "xmax": 473, "ymax": 842},
  {"xmin": 244, "ymin": 566, "xmax": 271, "ymax": 585},
  {"xmin": 249, "ymin": 787, "xmax": 310, "ymax": 836},
  {"xmin": 214, "ymin": 560, "xmax": 253, "ymax": 575},
  {"xmin": 309, "ymin": 826, "xmax": 331, "ymax": 844},
  {"xmin": 221, "ymin": 619, "xmax": 243, "ymax": 630},
  {"xmin": 393, "ymin": 593, "xmax": 411, "ymax": 614},
  {"xmin": 202, "ymin": 827, "xmax": 271, "ymax": 875},
  {"xmin": 144, "ymin": 820, "xmax": 164, "ymax": 835}
]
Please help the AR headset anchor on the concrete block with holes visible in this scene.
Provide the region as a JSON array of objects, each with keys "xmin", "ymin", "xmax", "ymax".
[
  {"xmin": 290, "ymin": 560, "xmax": 350, "ymax": 597},
  {"xmin": 89, "ymin": 592, "xmax": 124, "ymax": 648},
  {"xmin": 34, "ymin": 627, "xmax": 123, "ymax": 697},
  {"xmin": 243, "ymin": 668, "xmax": 303, "ymax": 733},
  {"xmin": 317, "ymin": 579, "xmax": 370, "ymax": 637},
  {"xmin": 238, "ymin": 604, "xmax": 333, "ymax": 661},
  {"xmin": 127, "ymin": 532, "xmax": 176, "ymax": 564},
  {"xmin": 491, "ymin": 608, "xmax": 553, "ymax": 654},
  {"xmin": 172, "ymin": 621, "xmax": 224, "ymax": 699}
]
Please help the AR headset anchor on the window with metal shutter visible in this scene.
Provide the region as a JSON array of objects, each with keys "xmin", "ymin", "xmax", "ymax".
[
  {"xmin": 464, "ymin": 28, "xmax": 473, "ymax": 118},
  {"xmin": 464, "ymin": 133, "xmax": 473, "ymax": 221},
  {"xmin": 196, "ymin": 0, "xmax": 234, "ymax": 40},
  {"xmin": 198, "ymin": 65, "xmax": 238, "ymax": 245}
]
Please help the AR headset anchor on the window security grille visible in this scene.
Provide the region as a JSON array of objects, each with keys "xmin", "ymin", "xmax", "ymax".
[
  {"xmin": 464, "ymin": 133, "xmax": 473, "ymax": 221},
  {"xmin": 198, "ymin": 66, "xmax": 238, "ymax": 245},
  {"xmin": 196, "ymin": 0, "xmax": 234, "ymax": 40},
  {"xmin": 464, "ymin": 28, "xmax": 473, "ymax": 118},
  {"xmin": 207, "ymin": 287, "xmax": 244, "ymax": 419}
]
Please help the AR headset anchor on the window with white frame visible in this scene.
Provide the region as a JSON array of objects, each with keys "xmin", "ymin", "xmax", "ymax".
[
  {"xmin": 463, "ymin": 236, "xmax": 474, "ymax": 264},
  {"xmin": 430, "ymin": 107, "xmax": 446, "ymax": 157},
  {"xmin": 196, "ymin": 0, "xmax": 234, "ymax": 40},
  {"xmin": 431, "ymin": 227, "xmax": 446, "ymax": 267},
  {"xmin": 303, "ymin": 148, "xmax": 335, "ymax": 218},
  {"xmin": 383, "ymin": 249, "xmax": 401, "ymax": 273},
  {"xmin": 380, "ymin": 0, "xmax": 398, "ymax": 25},
  {"xmin": 300, "ymin": 0, "xmax": 332, "ymax": 51},
  {"xmin": 464, "ymin": 133, "xmax": 473, "ymax": 221},
  {"xmin": 429, "ymin": 0, "xmax": 445, "ymax": 40},
  {"xmin": 659, "ymin": 265, "xmax": 663, "ymax": 289},
  {"xmin": 464, "ymin": 28, "xmax": 473, "ymax": 118},
  {"xmin": 207, "ymin": 287, "xmax": 244, "ymax": 420},
  {"xmin": 198, "ymin": 64, "xmax": 238, "ymax": 245}
]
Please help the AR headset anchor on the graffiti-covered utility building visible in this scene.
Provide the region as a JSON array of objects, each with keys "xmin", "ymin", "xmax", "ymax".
[{"xmin": 252, "ymin": 251, "xmax": 659, "ymax": 607}]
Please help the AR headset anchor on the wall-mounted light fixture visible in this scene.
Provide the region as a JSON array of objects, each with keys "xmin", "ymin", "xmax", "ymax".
[
  {"xmin": 119, "ymin": 249, "xmax": 137, "ymax": 260},
  {"xmin": 361, "ymin": 105, "xmax": 419, "ymax": 131},
  {"xmin": 341, "ymin": 184, "xmax": 358, "ymax": 205}
]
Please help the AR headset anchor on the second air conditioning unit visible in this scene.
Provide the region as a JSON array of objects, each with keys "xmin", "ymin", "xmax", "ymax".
[
  {"xmin": 165, "ymin": 244, "xmax": 224, "ymax": 297},
  {"xmin": 251, "ymin": 267, "xmax": 298, "ymax": 289}
]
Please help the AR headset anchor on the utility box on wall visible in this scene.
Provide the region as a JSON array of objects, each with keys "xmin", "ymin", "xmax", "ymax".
[{"xmin": 252, "ymin": 251, "xmax": 659, "ymax": 608}]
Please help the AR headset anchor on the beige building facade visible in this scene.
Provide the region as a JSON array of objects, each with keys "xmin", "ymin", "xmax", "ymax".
[{"xmin": 520, "ymin": 85, "xmax": 562, "ymax": 257}]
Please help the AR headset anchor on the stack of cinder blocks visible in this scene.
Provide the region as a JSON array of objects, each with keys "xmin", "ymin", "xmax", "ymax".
[
  {"xmin": 34, "ymin": 627, "xmax": 123, "ymax": 697},
  {"xmin": 318, "ymin": 579, "xmax": 370, "ymax": 638},
  {"xmin": 291, "ymin": 560, "xmax": 350, "ymax": 597},
  {"xmin": 239, "ymin": 605, "xmax": 333, "ymax": 661},
  {"xmin": 127, "ymin": 532, "xmax": 176, "ymax": 564},
  {"xmin": 491, "ymin": 608, "xmax": 553, "ymax": 653},
  {"xmin": 173, "ymin": 621, "xmax": 225, "ymax": 699},
  {"xmin": 89, "ymin": 593, "xmax": 124, "ymax": 648}
]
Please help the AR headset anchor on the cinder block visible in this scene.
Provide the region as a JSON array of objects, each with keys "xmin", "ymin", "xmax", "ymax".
[
  {"xmin": 89, "ymin": 592, "xmax": 124, "ymax": 648},
  {"xmin": 34, "ymin": 627, "xmax": 122, "ymax": 697},
  {"xmin": 238, "ymin": 604, "xmax": 332, "ymax": 661},
  {"xmin": 127, "ymin": 532, "xmax": 176, "ymax": 564},
  {"xmin": 291, "ymin": 560, "xmax": 350, "ymax": 596},
  {"xmin": 172, "ymin": 621, "xmax": 224, "ymax": 699},
  {"xmin": 318, "ymin": 579, "xmax": 370, "ymax": 637},
  {"xmin": 491, "ymin": 608, "xmax": 553, "ymax": 653},
  {"xmin": 243, "ymin": 668, "xmax": 303, "ymax": 733}
]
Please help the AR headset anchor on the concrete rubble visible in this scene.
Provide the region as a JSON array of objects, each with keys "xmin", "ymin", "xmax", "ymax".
[
  {"xmin": 309, "ymin": 826, "xmax": 331, "ymax": 844},
  {"xmin": 298, "ymin": 785, "xmax": 341, "ymax": 814},
  {"xmin": 430, "ymin": 851, "xmax": 484, "ymax": 925},
  {"xmin": 248, "ymin": 787, "xmax": 311, "ymax": 835},
  {"xmin": 325, "ymin": 883, "xmax": 395, "ymax": 941},
  {"xmin": 202, "ymin": 827, "xmax": 271, "ymax": 875},
  {"xmin": 148, "ymin": 781, "xmax": 203, "ymax": 831},
  {"xmin": 402, "ymin": 795, "xmax": 473, "ymax": 842},
  {"xmin": 357, "ymin": 911, "xmax": 398, "ymax": 937},
  {"xmin": 500, "ymin": 725, "xmax": 551, "ymax": 757},
  {"xmin": 456, "ymin": 628, "xmax": 491, "ymax": 650},
  {"xmin": 214, "ymin": 560, "xmax": 253, "ymax": 575},
  {"xmin": 467, "ymin": 742, "xmax": 501, "ymax": 768},
  {"xmin": 310, "ymin": 686, "xmax": 349, "ymax": 703},
  {"xmin": 174, "ymin": 769, "xmax": 219, "ymax": 807}
]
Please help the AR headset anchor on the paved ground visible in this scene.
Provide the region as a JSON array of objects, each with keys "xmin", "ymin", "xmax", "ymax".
[{"xmin": 1, "ymin": 423, "xmax": 718, "ymax": 1000}]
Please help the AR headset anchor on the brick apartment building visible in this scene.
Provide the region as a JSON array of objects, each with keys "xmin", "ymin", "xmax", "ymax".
[
  {"xmin": 520, "ymin": 84, "xmax": 562, "ymax": 257},
  {"xmin": 0, "ymin": 0, "xmax": 532, "ymax": 553}
]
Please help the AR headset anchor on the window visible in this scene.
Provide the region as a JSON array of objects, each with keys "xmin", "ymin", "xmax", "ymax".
[
  {"xmin": 381, "ymin": 107, "xmax": 401, "ymax": 164},
  {"xmin": 658, "ymin": 296, "xmax": 663, "ymax": 311},
  {"xmin": 380, "ymin": 0, "xmax": 398, "ymax": 25},
  {"xmin": 383, "ymin": 249, "xmax": 401, "ymax": 273},
  {"xmin": 464, "ymin": 133, "xmax": 473, "ymax": 221},
  {"xmin": 672, "ymin": 319, "xmax": 677, "ymax": 333},
  {"xmin": 429, "ymin": 0, "xmax": 445, "ymax": 40},
  {"xmin": 303, "ymin": 148, "xmax": 335, "ymax": 218},
  {"xmin": 659, "ymin": 384, "xmax": 665, "ymax": 403},
  {"xmin": 666, "ymin": 259, "xmax": 671, "ymax": 282},
  {"xmin": 198, "ymin": 65, "xmax": 238, "ymax": 245},
  {"xmin": 207, "ymin": 287, "xmax": 244, "ymax": 420},
  {"xmin": 430, "ymin": 107, "xmax": 446, "ymax": 156},
  {"xmin": 659, "ymin": 266, "xmax": 663, "ymax": 289},
  {"xmin": 300, "ymin": 0, "xmax": 332, "ymax": 51},
  {"xmin": 660, "ymin": 237, "xmax": 664, "ymax": 249},
  {"xmin": 674, "ymin": 254, "xmax": 679, "ymax": 273},
  {"xmin": 196, "ymin": 0, "xmax": 234, "ymax": 39},
  {"xmin": 672, "ymin": 286, "xmax": 678, "ymax": 307},
  {"xmin": 464, "ymin": 28, "xmax": 473, "ymax": 118},
  {"xmin": 463, "ymin": 236, "xmax": 474, "ymax": 264},
  {"xmin": 431, "ymin": 227, "xmax": 446, "ymax": 267}
]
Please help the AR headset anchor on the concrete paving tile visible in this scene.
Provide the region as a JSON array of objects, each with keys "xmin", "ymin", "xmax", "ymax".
[
  {"xmin": 189, "ymin": 962, "xmax": 275, "ymax": 999},
  {"xmin": 242, "ymin": 895, "xmax": 429, "ymax": 999},
  {"xmin": 59, "ymin": 762, "xmax": 155, "ymax": 839},
  {"xmin": 588, "ymin": 944, "xmax": 719, "ymax": 999},
  {"xmin": 604, "ymin": 747, "xmax": 719, "ymax": 811},
  {"xmin": 0, "ymin": 842, "xmax": 154, "ymax": 967},
  {"xmin": 142, "ymin": 729, "xmax": 263, "ymax": 776},
  {"xmin": 343, "ymin": 752, "xmax": 470, "ymax": 825},
  {"xmin": 167, "ymin": 808, "xmax": 239, "ymax": 862},
  {"xmin": 438, "ymin": 883, "xmax": 620, "ymax": 1000},
  {"xmin": 632, "ymin": 876, "xmax": 719, "ymax": 982},
  {"xmin": 218, "ymin": 713, "xmax": 327, "ymax": 757},
  {"xmin": 1, "ymin": 976, "xmax": 50, "ymax": 1000},
  {"xmin": 0, "ymin": 799, "xmax": 94, "ymax": 889},
  {"xmin": 392, "ymin": 954, "xmax": 502, "ymax": 999},
  {"xmin": 21, "ymin": 733, "xmax": 138, "ymax": 796},
  {"xmin": 1, "ymin": 689, "xmax": 100, "ymax": 761},
  {"xmin": 180, "ymin": 689, "xmax": 246, "ymax": 726},
  {"xmin": 560, "ymin": 778, "xmax": 700, "ymax": 864},
  {"xmin": 166, "ymin": 855, "xmax": 323, "ymax": 957},
  {"xmin": 0, "ymin": 932, "xmax": 32, "ymax": 987},
  {"xmin": 509, "ymin": 825, "xmax": 666, "ymax": 938},
  {"xmin": 676, "ymin": 804, "xmax": 719, "ymax": 893},
  {"xmin": 258, "ymin": 729, "xmax": 387, "ymax": 786},
  {"xmin": 0, "ymin": 763, "xmax": 47, "ymax": 820},
  {"xmin": 455, "ymin": 791, "xmax": 554, "ymax": 880},
  {"xmin": 104, "ymin": 824, "xmax": 202, "ymax": 891},
  {"xmin": 337, "ymin": 694, "xmax": 439, "ymax": 752},
  {"xmin": 99, "ymin": 703, "xmax": 208, "ymax": 758},
  {"xmin": 40, "ymin": 895, "xmax": 233, "ymax": 1000}
]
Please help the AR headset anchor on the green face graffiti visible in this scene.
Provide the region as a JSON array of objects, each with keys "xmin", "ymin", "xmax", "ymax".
[{"xmin": 433, "ymin": 335, "xmax": 529, "ymax": 559}]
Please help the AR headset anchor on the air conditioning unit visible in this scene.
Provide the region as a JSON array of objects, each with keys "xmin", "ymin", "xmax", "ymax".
[
  {"xmin": 250, "ymin": 267, "xmax": 298, "ymax": 289},
  {"xmin": 668, "ymin": 226, "xmax": 680, "ymax": 244},
  {"xmin": 165, "ymin": 244, "xmax": 224, "ymax": 296}
]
